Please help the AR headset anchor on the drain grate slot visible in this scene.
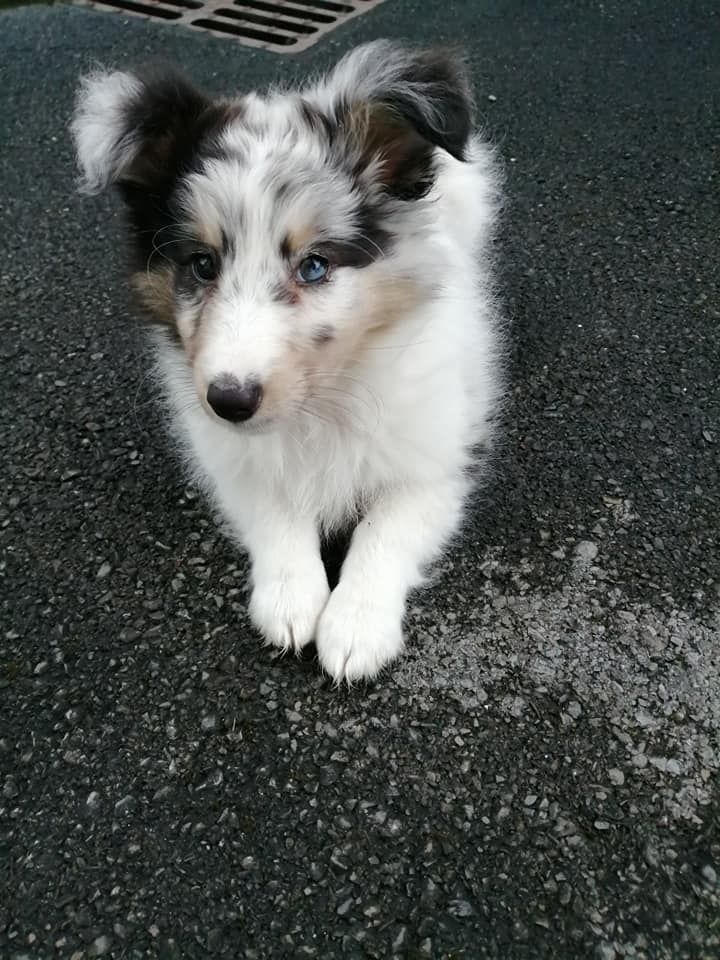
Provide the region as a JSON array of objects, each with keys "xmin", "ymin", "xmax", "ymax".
[
  {"xmin": 192, "ymin": 16, "xmax": 296, "ymax": 43},
  {"xmin": 215, "ymin": 6, "xmax": 317, "ymax": 34},
  {"xmin": 100, "ymin": 0, "xmax": 183, "ymax": 19},
  {"xmin": 234, "ymin": 0, "xmax": 335, "ymax": 23},
  {"xmin": 284, "ymin": 0, "xmax": 354, "ymax": 11},
  {"xmin": 78, "ymin": 0, "xmax": 388, "ymax": 52}
]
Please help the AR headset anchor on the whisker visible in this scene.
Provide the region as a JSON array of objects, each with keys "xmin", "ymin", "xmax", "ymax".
[
  {"xmin": 350, "ymin": 231, "xmax": 386, "ymax": 261},
  {"xmin": 308, "ymin": 373, "xmax": 383, "ymax": 419},
  {"xmin": 308, "ymin": 384, "xmax": 379, "ymax": 421},
  {"xmin": 330, "ymin": 237, "xmax": 382, "ymax": 266}
]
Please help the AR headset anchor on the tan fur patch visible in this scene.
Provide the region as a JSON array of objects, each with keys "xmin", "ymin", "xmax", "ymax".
[
  {"xmin": 186, "ymin": 312, "xmax": 209, "ymax": 363},
  {"xmin": 191, "ymin": 214, "xmax": 223, "ymax": 253},
  {"xmin": 131, "ymin": 268, "xmax": 176, "ymax": 328},
  {"xmin": 259, "ymin": 344, "xmax": 305, "ymax": 417},
  {"xmin": 361, "ymin": 275, "xmax": 428, "ymax": 337},
  {"xmin": 284, "ymin": 222, "xmax": 317, "ymax": 258},
  {"xmin": 302, "ymin": 275, "xmax": 430, "ymax": 395}
]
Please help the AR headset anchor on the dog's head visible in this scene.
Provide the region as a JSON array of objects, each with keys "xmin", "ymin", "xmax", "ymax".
[{"xmin": 71, "ymin": 41, "xmax": 473, "ymax": 429}]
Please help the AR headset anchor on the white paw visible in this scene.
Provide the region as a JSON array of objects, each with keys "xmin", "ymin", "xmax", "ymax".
[
  {"xmin": 316, "ymin": 584, "xmax": 405, "ymax": 683},
  {"xmin": 249, "ymin": 566, "xmax": 329, "ymax": 653}
]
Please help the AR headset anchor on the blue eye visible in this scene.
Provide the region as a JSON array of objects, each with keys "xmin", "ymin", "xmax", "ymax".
[{"xmin": 296, "ymin": 255, "xmax": 329, "ymax": 284}]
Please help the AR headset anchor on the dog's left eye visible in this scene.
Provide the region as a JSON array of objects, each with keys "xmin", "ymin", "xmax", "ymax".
[
  {"xmin": 296, "ymin": 255, "xmax": 329, "ymax": 285},
  {"xmin": 191, "ymin": 252, "xmax": 218, "ymax": 283}
]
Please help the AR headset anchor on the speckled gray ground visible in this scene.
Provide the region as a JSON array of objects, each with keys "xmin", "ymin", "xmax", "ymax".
[{"xmin": 1, "ymin": 2, "xmax": 719, "ymax": 958}]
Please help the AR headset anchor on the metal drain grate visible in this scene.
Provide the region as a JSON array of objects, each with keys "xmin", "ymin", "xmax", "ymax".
[{"xmin": 76, "ymin": 0, "xmax": 388, "ymax": 52}]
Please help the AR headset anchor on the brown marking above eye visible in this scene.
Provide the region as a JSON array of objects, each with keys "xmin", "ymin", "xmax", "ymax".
[{"xmin": 281, "ymin": 222, "xmax": 319, "ymax": 261}]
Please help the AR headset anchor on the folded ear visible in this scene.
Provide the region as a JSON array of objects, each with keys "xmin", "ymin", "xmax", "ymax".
[
  {"xmin": 308, "ymin": 41, "xmax": 474, "ymax": 199},
  {"xmin": 71, "ymin": 67, "xmax": 222, "ymax": 194}
]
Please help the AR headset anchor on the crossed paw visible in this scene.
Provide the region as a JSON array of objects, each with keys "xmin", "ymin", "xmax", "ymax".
[{"xmin": 250, "ymin": 569, "xmax": 404, "ymax": 682}]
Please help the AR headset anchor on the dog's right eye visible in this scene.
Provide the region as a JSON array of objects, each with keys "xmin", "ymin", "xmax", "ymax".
[
  {"xmin": 191, "ymin": 252, "xmax": 218, "ymax": 283},
  {"xmin": 296, "ymin": 255, "xmax": 330, "ymax": 285}
]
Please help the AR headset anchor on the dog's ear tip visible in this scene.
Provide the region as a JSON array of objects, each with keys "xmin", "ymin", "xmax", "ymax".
[{"xmin": 315, "ymin": 40, "xmax": 474, "ymax": 163}]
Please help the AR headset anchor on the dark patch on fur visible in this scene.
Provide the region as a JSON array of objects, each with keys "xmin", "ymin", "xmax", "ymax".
[
  {"xmin": 316, "ymin": 237, "xmax": 379, "ymax": 269},
  {"xmin": 300, "ymin": 98, "xmax": 337, "ymax": 142},
  {"xmin": 325, "ymin": 48, "xmax": 472, "ymax": 200},
  {"xmin": 383, "ymin": 49, "xmax": 472, "ymax": 161},
  {"xmin": 221, "ymin": 228, "xmax": 234, "ymax": 258},
  {"xmin": 192, "ymin": 133, "xmax": 240, "ymax": 171},
  {"xmin": 119, "ymin": 69, "xmax": 235, "ymax": 190},
  {"xmin": 312, "ymin": 325, "xmax": 334, "ymax": 345},
  {"xmin": 355, "ymin": 105, "xmax": 437, "ymax": 201},
  {"xmin": 112, "ymin": 69, "xmax": 236, "ymax": 304},
  {"xmin": 271, "ymin": 280, "xmax": 297, "ymax": 305},
  {"xmin": 279, "ymin": 234, "xmax": 292, "ymax": 261},
  {"xmin": 275, "ymin": 180, "xmax": 290, "ymax": 204},
  {"xmin": 315, "ymin": 199, "xmax": 393, "ymax": 268}
]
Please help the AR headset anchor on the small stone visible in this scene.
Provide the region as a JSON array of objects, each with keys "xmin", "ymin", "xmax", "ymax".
[
  {"xmin": 88, "ymin": 935, "xmax": 112, "ymax": 957},
  {"xmin": 96, "ymin": 562, "xmax": 112, "ymax": 579},
  {"xmin": 487, "ymin": 94, "xmax": 497, "ymax": 102},
  {"xmin": 33, "ymin": 661, "xmax": 49, "ymax": 675},
  {"xmin": 114, "ymin": 795, "xmax": 136, "ymax": 817},
  {"xmin": 450, "ymin": 899, "xmax": 475, "ymax": 917},
  {"xmin": 644, "ymin": 843, "xmax": 660, "ymax": 868},
  {"xmin": 701, "ymin": 865, "xmax": 717, "ymax": 886},
  {"xmin": 575, "ymin": 540, "xmax": 598, "ymax": 561},
  {"xmin": 567, "ymin": 701, "xmax": 582, "ymax": 719},
  {"xmin": 392, "ymin": 927, "xmax": 408, "ymax": 950},
  {"xmin": 336, "ymin": 897, "xmax": 353, "ymax": 917},
  {"xmin": 594, "ymin": 820, "xmax": 610, "ymax": 831},
  {"xmin": 86, "ymin": 791, "xmax": 101, "ymax": 808},
  {"xmin": 596, "ymin": 943, "xmax": 616, "ymax": 960},
  {"xmin": 635, "ymin": 709, "xmax": 654, "ymax": 728},
  {"xmin": 201, "ymin": 715, "xmax": 217, "ymax": 732},
  {"xmin": 608, "ymin": 768, "xmax": 625, "ymax": 786},
  {"xmin": 3, "ymin": 778, "xmax": 19, "ymax": 798}
]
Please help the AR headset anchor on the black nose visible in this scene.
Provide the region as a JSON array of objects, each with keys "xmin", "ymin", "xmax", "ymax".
[{"xmin": 206, "ymin": 379, "xmax": 263, "ymax": 423}]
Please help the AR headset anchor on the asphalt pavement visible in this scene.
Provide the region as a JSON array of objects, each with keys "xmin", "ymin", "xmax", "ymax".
[{"xmin": 1, "ymin": 1, "xmax": 719, "ymax": 958}]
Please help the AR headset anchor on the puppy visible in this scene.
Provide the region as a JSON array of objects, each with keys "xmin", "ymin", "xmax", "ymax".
[{"xmin": 71, "ymin": 41, "xmax": 504, "ymax": 681}]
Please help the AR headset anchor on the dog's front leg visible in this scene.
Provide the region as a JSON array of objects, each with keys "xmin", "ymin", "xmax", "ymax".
[
  {"xmin": 223, "ymin": 494, "xmax": 329, "ymax": 654},
  {"xmin": 316, "ymin": 480, "xmax": 465, "ymax": 682}
]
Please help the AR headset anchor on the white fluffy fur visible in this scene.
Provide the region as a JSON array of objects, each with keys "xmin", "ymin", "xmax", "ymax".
[
  {"xmin": 159, "ymin": 141, "xmax": 501, "ymax": 680},
  {"xmin": 72, "ymin": 43, "xmax": 504, "ymax": 682},
  {"xmin": 71, "ymin": 70, "xmax": 145, "ymax": 194}
]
